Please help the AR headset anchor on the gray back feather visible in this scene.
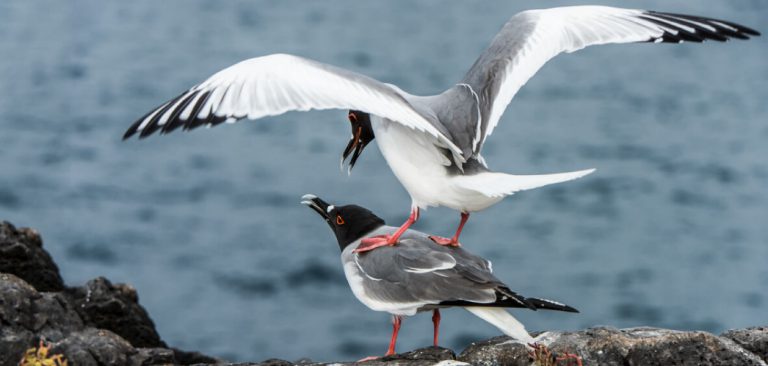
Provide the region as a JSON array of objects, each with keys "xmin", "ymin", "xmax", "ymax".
[{"xmin": 349, "ymin": 228, "xmax": 505, "ymax": 308}]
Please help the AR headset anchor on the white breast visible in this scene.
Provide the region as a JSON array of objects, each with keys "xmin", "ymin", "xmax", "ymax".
[{"xmin": 372, "ymin": 117, "xmax": 501, "ymax": 212}]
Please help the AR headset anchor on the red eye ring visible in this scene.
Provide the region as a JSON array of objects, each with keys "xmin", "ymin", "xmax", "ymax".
[
  {"xmin": 348, "ymin": 112, "xmax": 358, "ymax": 123},
  {"xmin": 336, "ymin": 215, "xmax": 345, "ymax": 225}
]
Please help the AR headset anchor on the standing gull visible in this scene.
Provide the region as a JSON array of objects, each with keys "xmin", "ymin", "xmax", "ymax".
[
  {"xmin": 124, "ymin": 6, "xmax": 759, "ymax": 251},
  {"xmin": 301, "ymin": 194, "xmax": 578, "ymax": 358}
]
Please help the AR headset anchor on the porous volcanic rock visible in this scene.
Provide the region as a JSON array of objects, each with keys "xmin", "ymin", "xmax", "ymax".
[
  {"xmin": 2, "ymin": 219, "xmax": 767, "ymax": 366},
  {"xmin": 457, "ymin": 327, "xmax": 768, "ymax": 366},
  {"xmin": 722, "ymin": 327, "xmax": 768, "ymax": 363},
  {"xmin": 62, "ymin": 276, "xmax": 165, "ymax": 348},
  {"xmin": 0, "ymin": 221, "xmax": 64, "ymax": 292}
]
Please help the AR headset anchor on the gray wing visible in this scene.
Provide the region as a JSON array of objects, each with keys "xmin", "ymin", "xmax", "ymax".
[
  {"xmin": 458, "ymin": 6, "xmax": 759, "ymax": 153},
  {"xmin": 353, "ymin": 233, "xmax": 529, "ymax": 310}
]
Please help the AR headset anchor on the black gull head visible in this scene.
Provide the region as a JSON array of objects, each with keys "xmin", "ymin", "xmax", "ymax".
[
  {"xmin": 340, "ymin": 110, "xmax": 375, "ymax": 173},
  {"xmin": 301, "ymin": 194, "xmax": 384, "ymax": 250}
]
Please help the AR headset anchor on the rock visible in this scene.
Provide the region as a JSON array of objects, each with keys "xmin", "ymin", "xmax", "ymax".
[
  {"xmin": 360, "ymin": 346, "xmax": 457, "ymax": 366},
  {"xmin": 224, "ymin": 347, "xmax": 457, "ymax": 366},
  {"xmin": 0, "ymin": 272, "xmax": 221, "ymax": 366},
  {"xmin": 63, "ymin": 276, "xmax": 165, "ymax": 348},
  {"xmin": 622, "ymin": 328, "xmax": 765, "ymax": 366},
  {"xmin": 51, "ymin": 328, "xmax": 136, "ymax": 366},
  {"xmin": 0, "ymin": 221, "xmax": 221, "ymax": 365},
  {"xmin": 172, "ymin": 347, "xmax": 224, "ymax": 364},
  {"xmin": 0, "ymin": 273, "xmax": 82, "ymax": 366},
  {"xmin": 253, "ymin": 359, "xmax": 295, "ymax": 366},
  {"xmin": 133, "ymin": 347, "xmax": 178, "ymax": 365},
  {"xmin": 218, "ymin": 347, "xmax": 456, "ymax": 366},
  {"xmin": 723, "ymin": 327, "xmax": 768, "ymax": 363},
  {"xmin": 0, "ymin": 326, "xmax": 34, "ymax": 366},
  {"xmin": 2, "ymin": 219, "xmax": 768, "ymax": 366},
  {"xmin": 457, "ymin": 336, "xmax": 530, "ymax": 366},
  {"xmin": 458, "ymin": 327, "xmax": 768, "ymax": 366},
  {"xmin": 0, "ymin": 221, "xmax": 64, "ymax": 292},
  {"xmin": 0, "ymin": 273, "xmax": 38, "ymax": 330}
]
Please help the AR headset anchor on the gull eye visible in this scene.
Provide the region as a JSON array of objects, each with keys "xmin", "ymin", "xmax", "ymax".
[
  {"xmin": 336, "ymin": 215, "xmax": 345, "ymax": 225},
  {"xmin": 348, "ymin": 112, "xmax": 358, "ymax": 123}
]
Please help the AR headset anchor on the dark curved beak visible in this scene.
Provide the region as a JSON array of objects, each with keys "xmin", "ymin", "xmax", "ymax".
[
  {"xmin": 340, "ymin": 111, "xmax": 374, "ymax": 174},
  {"xmin": 301, "ymin": 194, "xmax": 332, "ymax": 222},
  {"xmin": 340, "ymin": 127, "xmax": 370, "ymax": 174}
]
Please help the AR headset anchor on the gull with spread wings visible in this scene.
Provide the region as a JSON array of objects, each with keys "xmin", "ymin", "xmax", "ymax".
[{"xmin": 124, "ymin": 6, "xmax": 758, "ymax": 251}]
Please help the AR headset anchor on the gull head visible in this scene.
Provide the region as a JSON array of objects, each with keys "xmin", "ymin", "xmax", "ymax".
[{"xmin": 340, "ymin": 110, "xmax": 375, "ymax": 174}]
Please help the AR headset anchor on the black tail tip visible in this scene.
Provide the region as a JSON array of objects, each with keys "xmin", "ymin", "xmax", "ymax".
[{"xmin": 527, "ymin": 297, "xmax": 579, "ymax": 313}]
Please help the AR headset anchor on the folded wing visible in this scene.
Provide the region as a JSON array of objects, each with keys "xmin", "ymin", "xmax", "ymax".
[{"xmin": 353, "ymin": 237, "xmax": 531, "ymax": 311}]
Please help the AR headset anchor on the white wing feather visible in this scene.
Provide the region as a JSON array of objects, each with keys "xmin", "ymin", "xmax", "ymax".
[
  {"xmin": 462, "ymin": 6, "xmax": 758, "ymax": 144},
  {"xmin": 126, "ymin": 53, "xmax": 462, "ymax": 155}
]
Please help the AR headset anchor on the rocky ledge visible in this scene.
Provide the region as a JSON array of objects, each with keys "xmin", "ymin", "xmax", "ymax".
[{"xmin": 1, "ymin": 220, "xmax": 767, "ymax": 366}]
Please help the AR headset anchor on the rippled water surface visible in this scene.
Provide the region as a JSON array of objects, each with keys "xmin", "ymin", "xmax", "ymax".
[{"xmin": 1, "ymin": 0, "xmax": 766, "ymax": 362}]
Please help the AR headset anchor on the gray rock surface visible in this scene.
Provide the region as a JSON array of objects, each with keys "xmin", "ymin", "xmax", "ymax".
[
  {"xmin": 722, "ymin": 327, "xmax": 768, "ymax": 363},
  {"xmin": 0, "ymin": 221, "xmax": 64, "ymax": 292},
  {"xmin": 63, "ymin": 276, "xmax": 165, "ymax": 348},
  {"xmin": 2, "ymin": 219, "xmax": 767, "ymax": 366},
  {"xmin": 457, "ymin": 327, "xmax": 768, "ymax": 366},
  {"xmin": 0, "ymin": 221, "xmax": 220, "ymax": 366}
]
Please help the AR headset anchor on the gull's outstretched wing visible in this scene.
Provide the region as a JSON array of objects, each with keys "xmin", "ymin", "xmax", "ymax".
[
  {"xmin": 460, "ymin": 6, "xmax": 759, "ymax": 151},
  {"xmin": 123, "ymin": 53, "xmax": 461, "ymax": 155}
]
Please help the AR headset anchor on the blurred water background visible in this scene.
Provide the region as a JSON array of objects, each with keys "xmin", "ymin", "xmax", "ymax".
[{"xmin": 0, "ymin": 0, "xmax": 766, "ymax": 362}]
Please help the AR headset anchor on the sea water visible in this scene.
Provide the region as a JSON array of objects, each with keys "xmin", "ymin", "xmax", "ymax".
[{"xmin": 0, "ymin": 0, "xmax": 766, "ymax": 362}]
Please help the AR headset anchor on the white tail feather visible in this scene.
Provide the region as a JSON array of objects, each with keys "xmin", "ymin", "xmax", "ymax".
[
  {"xmin": 453, "ymin": 168, "xmax": 595, "ymax": 198},
  {"xmin": 464, "ymin": 307, "xmax": 534, "ymax": 343}
]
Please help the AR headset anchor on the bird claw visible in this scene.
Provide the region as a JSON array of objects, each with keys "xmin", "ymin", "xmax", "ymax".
[
  {"xmin": 556, "ymin": 352, "xmax": 583, "ymax": 366},
  {"xmin": 428, "ymin": 235, "xmax": 461, "ymax": 247},
  {"xmin": 357, "ymin": 355, "xmax": 380, "ymax": 362},
  {"xmin": 354, "ymin": 235, "xmax": 397, "ymax": 253},
  {"xmin": 527, "ymin": 343, "xmax": 582, "ymax": 366}
]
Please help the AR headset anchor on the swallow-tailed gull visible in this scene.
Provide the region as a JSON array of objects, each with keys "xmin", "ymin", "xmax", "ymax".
[
  {"xmin": 124, "ymin": 6, "xmax": 759, "ymax": 251},
  {"xmin": 301, "ymin": 194, "xmax": 578, "ymax": 357}
]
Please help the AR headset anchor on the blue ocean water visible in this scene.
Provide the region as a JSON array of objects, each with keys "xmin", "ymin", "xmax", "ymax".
[{"xmin": 0, "ymin": 0, "xmax": 766, "ymax": 362}]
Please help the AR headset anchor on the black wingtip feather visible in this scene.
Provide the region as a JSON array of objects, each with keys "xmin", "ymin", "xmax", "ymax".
[
  {"xmin": 654, "ymin": 11, "xmax": 760, "ymax": 37},
  {"xmin": 122, "ymin": 121, "xmax": 140, "ymax": 140},
  {"xmin": 639, "ymin": 15, "xmax": 704, "ymax": 43},
  {"xmin": 650, "ymin": 13, "xmax": 728, "ymax": 42},
  {"xmin": 160, "ymin": 90, "xmax": 199, "ymax": 134},
  {"xmin": 123, "ymin": 88, "xmax": 239, "ymax": 140},
  {"xmin": 139, "ymin": 93, "xmax": 187, "ymax": 138},
  {"xmin": 123, "ymin": 102, "xmax": 165, "ymax": 140},
  {"xmin": 180, "ymin": 90, "xmax": 212, "ymax": 131},
  {"xmin": 642, "ymin": 11, "xmax": 760, "ymax": 44}
]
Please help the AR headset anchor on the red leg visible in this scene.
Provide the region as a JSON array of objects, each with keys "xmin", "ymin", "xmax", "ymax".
[
  {"xmin": 429, "ymin": 212, "xmax": 469, "ymax": 247},
  {"xmin": 432, "ymin": 309, "xmax": 441, "ymax": 347},
  {"xmin": 385, "ymin": 315, "xmax": 402, "ymax": 356},
  {"xmin": 355, "ymin": 208, "xmax": 419, "ymax": 253}
]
